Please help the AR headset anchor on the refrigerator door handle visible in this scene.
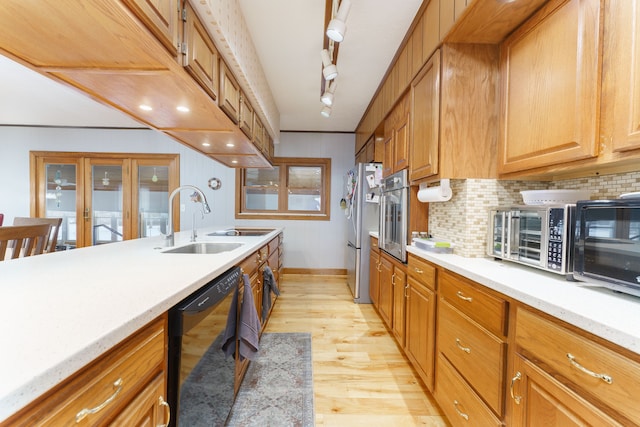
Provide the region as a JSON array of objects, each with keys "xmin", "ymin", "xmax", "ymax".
[{"xmin": 347, "ymin": 241, "xmax": 357, "ymax": 249}]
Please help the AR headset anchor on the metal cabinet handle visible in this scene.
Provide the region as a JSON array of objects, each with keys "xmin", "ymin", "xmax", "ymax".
[
  {"xmin": 414, "ymin": 267, "xmax": 423, "ymax": 274},
  {"xmin": 404, "ymin": 283, "xmax": 409, "ymax": 298},
  {"xmin": 510, "ymin": 371, "xmax": 522, "ymax": 404},
  {"xmin": 453, "ymin": 400, "xmax": 469, "ymax": 421},
  {"xmin": 158, "ymin": 396, "xmax": 171, "ymax": 427},
  {"xmin": 391, "ymin": 273, "xmax": 396, "ymax": 286},
  {"xmin": 75, "ymin": 378, "xmax": 123, "ymax": 423},
  {"xmin": 456, "ymin": 291, "xmax": 473, "ymax": 302},
  {"xmin": 376, "ymin": 261, "xmax": 381, "ymax": 272},
  {"xmin": 566, "ymin": 353, "xmax": 613, "ymax": 384},
  {"xmin": 455, "ymin": 338, "xmax": 471, "ymax": 354}
]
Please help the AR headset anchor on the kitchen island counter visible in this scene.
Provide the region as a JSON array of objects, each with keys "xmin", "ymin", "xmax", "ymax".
[
  {"xmin": 406, "ymin": 244, "xmax": 640, "ymax": 355},
  {"xmin": 0, "ymin": 228, "xmax": 282, "ymax": 422}
]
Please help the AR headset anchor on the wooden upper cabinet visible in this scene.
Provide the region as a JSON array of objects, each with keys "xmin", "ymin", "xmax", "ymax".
[
  {"xmin": 182, "ymin": 1, "xmax": 219, "ymax": 101},
  {"xmin": 600, "ymin": 0, "xmax": 640, "ymax": 154},
  {"xmin": 219, "ymin": 60, "xmax": 241, "ymax": 124},
  {"xmin": 122, "ymin": 0, "xmax": 180, "ymax": 57},
  {"xmin": 253, "ymin": 115, "xmax": 265, "ymax": 152},
  {"xmin": 498, "ymin": 0, "xmax": 602, "ymax": 175},
  {"xmin": 383, "ymin": 92, "xmax": 410, "ymax": 177},
  {"xmin": 410, "ymin": 50, "xmax": 441, "ymax": 182},
  {"xmin": 239, "ymin": 92, "xmax": 254, "ymax": 139}
]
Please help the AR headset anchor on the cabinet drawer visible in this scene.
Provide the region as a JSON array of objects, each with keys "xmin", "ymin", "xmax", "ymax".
[
  {"xmin": 516, "ymin": 307, "xmax": 640, "ymax": 425},
  {"xmin": 440, "ymin": 270, "xmax": 508, "ymax": 336},
  {"xmin": 268, "ymin": 236, "xmax": 279, "ymax": 257},
  {"xmin": 239, "ymin": 251, "xmax": 260, "ymax": 275},
  {"xmin": 436, "ymin": 354, "xmax": 502, "ymax": 427},
  {"xmin": 16, "ymin": 318, "xmax": 165, "ymax": 426},
  {"xmin": 439, "ymin": 300, "xmax": 506, "ymax": 415},
  {"xmin": 407, "ymin": 253, "xmax": 436, "ymax": 290}
]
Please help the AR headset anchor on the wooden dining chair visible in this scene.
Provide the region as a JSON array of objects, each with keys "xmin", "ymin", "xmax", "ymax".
[
  {"xmin": 0, "ymin": 224, "xmax": 52, "ymax": 261},
  {"xmin": 12, "ymin": 217, "xmax": 63, "ymax": 253}
]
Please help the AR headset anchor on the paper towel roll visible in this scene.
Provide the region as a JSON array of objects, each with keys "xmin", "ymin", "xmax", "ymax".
[{"xmin": 417, "ymin": 179, "xmax": 452, "ymax": 203}]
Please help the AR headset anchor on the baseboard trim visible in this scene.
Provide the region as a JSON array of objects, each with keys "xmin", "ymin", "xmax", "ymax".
[{"xmin": 281, "ymin": 268, "xmax": 347, "ymax": 276}]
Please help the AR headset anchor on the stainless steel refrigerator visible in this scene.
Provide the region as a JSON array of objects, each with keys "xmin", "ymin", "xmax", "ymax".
[{"xmin": 344, "ymin": 163, "xmax": 382, "ymax": 303}]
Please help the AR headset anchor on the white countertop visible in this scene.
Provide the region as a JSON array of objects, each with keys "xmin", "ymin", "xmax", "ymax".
[
  {"xmin": 0, "ymin": 227, "xmax": 282, "ymax": 422},
  {"xmin": 404, "ymin": 245, "xmax": 640, "ymax": 354}
]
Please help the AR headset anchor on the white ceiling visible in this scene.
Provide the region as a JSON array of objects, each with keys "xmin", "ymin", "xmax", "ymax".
[{"xmin": 0, "ymin": 0, "xmax": 422, "ymax": 133}]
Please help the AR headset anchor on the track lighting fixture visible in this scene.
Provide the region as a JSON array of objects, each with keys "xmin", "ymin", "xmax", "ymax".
[
  {"xmin": 321, "ymin": 49, "xmax": 338, "ymax": 80},
  {"xmin": 326, "ymin": 0, "xmax": 351, "ymax": 43},
  {"xmin": 321, "ymin": 81, "xmax": 337, "ymax": 106},
  {"xmin": 320, "ymin": 106, "xmax": 332, "ymax": 118}
]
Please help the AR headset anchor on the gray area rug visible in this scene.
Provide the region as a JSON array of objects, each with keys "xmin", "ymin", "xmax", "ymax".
[{"xmin": 226, "ymin": 332, "xmax": 315, "ymax": 427}]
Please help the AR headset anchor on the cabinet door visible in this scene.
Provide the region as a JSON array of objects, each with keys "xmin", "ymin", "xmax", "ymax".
[
  {"xmin": 404, "ymin": 276, "xmax": 436, "ymax": 391},
  {"xmin": 378, "ymin": 254, "xmax": 394, "ymax": 328},
  {"xmin": 393, "ymin": 111, "xmax": 410, "ymax": 173},
  {"xmin": 219, "ymin": 60, "xmax": 240, "ymax": 124},
  {"xmin": 509, "ymin": 354, "xmax": 620, "ymax": 427},
  {"xmin": 109, "ymin": 374, "xmax": 168, "ymax": 427},
  {"xmin": 601, "ymin": 0, "xmax": 640, "ymax": 153},
  {"xmin": 391, "ymin": 266, "xmax": 406, "ymax": 346},
  {"xmin": 410, "ymin": 50, "xmax": 440, "ymax": 182},
  {"xmin": 123, "ymin": 0, "xmax": 179, "ymax": 57},
  {"xmin": 499, "ymin": 0, "xmax": 602, "ymax": 174},
  {"xmin": 369, "ymin": 248, "xmax": 380, "ymax": 306},
  {"xmin": 382, "ymin": 122, "xmax": 394, "ymax": 178},
  {"xmin": 183, "ymin": 2, "xmax": 219, "ymax": 101},
  {"xmin": 239, "ymin": 92, "xmax": 254, "ymax": 139}
]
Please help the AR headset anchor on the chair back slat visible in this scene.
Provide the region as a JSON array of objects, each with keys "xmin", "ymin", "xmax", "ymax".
[
  {"xmin": 0, "ymin": 224, "xmax": 52, "ymax": 261},
  {"xmin": 12, "ymin": 217, "xmax": 63, "ymax": 253}
]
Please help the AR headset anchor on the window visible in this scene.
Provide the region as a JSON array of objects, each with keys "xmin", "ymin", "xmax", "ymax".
[{"xmin": 236, "ymin": 157, "xmax": 331, "ymax": 220}]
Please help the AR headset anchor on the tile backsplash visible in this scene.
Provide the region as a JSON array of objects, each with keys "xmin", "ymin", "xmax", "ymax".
[{"xmin": 427, "ymin": 171, "xmax": 640, "ymax": 257}]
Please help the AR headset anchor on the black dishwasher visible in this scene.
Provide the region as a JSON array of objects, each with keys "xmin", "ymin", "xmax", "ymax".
[{"xmin": 167, "ymin": 266, "xmax": 241, "ymax": 427}]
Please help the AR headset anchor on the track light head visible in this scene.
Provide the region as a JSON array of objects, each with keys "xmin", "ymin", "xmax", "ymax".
[
  {"xmin": 321, "ymin": 106, "xmax": 332, "ymax": 118},
  {"xmin": 326, "ymin": 0, "xmax": 351, "ymax": 42},
  {"xmin": 321, "ymin": 49, "xmax": 338, "ymax": 80},
  {"xmin": 321, "ymin": 81, "xmax": 337, "ymax": 106}
]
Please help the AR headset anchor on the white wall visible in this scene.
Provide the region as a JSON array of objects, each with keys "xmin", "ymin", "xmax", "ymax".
[{"xmin": 0, "ymin": 126, "xmax": 355, "ymax": 270}]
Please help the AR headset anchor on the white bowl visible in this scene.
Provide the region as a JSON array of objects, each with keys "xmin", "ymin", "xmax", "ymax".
[{"xmin": 520, "ymin": 189, "xmax": 591, "ymax": 205}]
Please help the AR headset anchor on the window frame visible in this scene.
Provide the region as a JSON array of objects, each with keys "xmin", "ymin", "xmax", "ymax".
[{"xmin": 235, "ymin": 157, "xmax": 331, "ymax": 220}]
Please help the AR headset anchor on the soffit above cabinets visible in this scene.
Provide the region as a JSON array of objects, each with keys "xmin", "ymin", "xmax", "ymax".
[{"xmin": 0, "ymin": 0, "xmax": 270, "ymax": 168}]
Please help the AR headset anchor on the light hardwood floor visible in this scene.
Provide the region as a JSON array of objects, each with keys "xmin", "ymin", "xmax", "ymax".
[{"xmin": 264, "ymin": 274, "xmax": 450, "ymax": 427}]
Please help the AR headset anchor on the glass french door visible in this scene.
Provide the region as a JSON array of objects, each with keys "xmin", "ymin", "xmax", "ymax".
[
  {"xmin": 84, "ymin": 158, "xmax": 131, "ymax": 245},
  {"xmin": 31, "ymin": 152, "xmax": 179, "ymax": 248}
]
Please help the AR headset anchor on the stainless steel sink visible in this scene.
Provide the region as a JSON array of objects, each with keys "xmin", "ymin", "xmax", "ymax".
[
  {"xmin": 162, "ymin": 242, "xmax": 243, "ymax": 254},
  {"xmin": 207, "ymin": 228, "xmax": 275, "ymax": 237}
]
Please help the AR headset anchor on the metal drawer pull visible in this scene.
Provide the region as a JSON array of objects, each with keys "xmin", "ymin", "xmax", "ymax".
[
  {"xmin": 159, "ymin": 396, "xmax": 171, "ymax": 427},
  {"xmin": 414, "ymin": 267, "xmax": 423, "ymax": 274},
  {"xmin": 566, "ymin": 353, "xmax": 613, "ymax": 384},
  {"xmin": 75, "ymin": 378, "xmax": 123, "ymax": 423},
  {"xmin": 456, "ymin": 291, "xmax": 473, "ymax": 302},
  {"xmin": 453, "ymin": 400, "xmax": 469, "ymax": 420},
  {"xmin": 510, "ymin": 371, "xmax": 522, "ymax": 404},
  {"xmin": 455, "ymin": 338, "xmax": 471, "ymax": 353}
]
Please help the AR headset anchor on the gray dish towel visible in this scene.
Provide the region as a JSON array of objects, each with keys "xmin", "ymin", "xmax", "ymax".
[
  {"xmin": 262, "ymin": 265, "xmax": 280, "ymax": 322},
  {"xmin": 221, "ymin": 274, "xmax": 261, "ymax": 361}
]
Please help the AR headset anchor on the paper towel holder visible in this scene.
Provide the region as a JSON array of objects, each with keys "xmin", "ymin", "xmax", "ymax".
[{"xmin": 418, "ymin": 179, "xmax": 452, "ymax": 203}]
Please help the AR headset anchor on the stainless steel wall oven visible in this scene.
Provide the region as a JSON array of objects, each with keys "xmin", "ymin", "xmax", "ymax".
[{"xmin": 379, "ymin": 169, "xmax": 409, "ymax": 263}]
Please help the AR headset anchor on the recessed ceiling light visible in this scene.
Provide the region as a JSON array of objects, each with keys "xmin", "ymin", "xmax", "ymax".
[
  {"xmin": 231, "ymin": 160, "xmax": 238, "ymax": 164},
  {"xmin": 226, "ymin": 143, "xmax": 235, "ymax": 147},
  {"xmin": 176, "ymin": 105, "xmax": 190, "ymax": 113},
  {"xmin": 202, "ymin": 142, "xmax": 211, "ymax": 147},
  {"xmin": 139, "ymin": 104, "xmax": 153, "ymax": 111}
]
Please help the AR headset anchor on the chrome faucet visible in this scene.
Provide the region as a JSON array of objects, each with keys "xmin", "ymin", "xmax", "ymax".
[{"xmin": 163, "ymin": 185, "xmax": 211, "ymax": 246}]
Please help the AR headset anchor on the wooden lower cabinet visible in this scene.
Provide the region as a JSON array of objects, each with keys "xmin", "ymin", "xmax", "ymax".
[
  {"xmin": 509, "ymin": 354, "xmax": 620, "ymax": 427},
  {"xmin": 404, "ymin": 275, "xmax": 436, "ymax": 391},
  {"xmin": 3, "ymin": 316, "xmax": 168, "ymax": 427},
  {"xmin": 509, "ymin": 307, "xmax": 640, "ymax": 426},
  {"xmin": 369, "ymin": 237, "xmax": 380, "ymax": 306},
  {"xmin": 377, "ymin": 253, "xmax": 394, "ymax": 328}
]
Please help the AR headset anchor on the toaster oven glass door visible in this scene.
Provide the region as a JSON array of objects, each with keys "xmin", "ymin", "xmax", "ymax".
[{"xmin": 515, "ymin": 210, "xmax": 545, "ymax": 266}]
